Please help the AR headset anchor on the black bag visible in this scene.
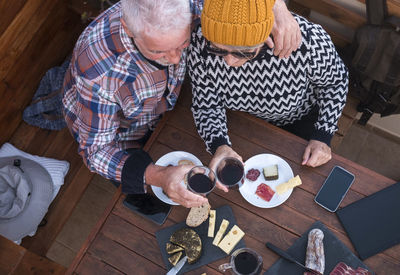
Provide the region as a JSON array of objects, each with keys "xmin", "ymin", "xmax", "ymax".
[{"xmin": 350, "ymin": 0, "xmax": 400, "ymax": 125}]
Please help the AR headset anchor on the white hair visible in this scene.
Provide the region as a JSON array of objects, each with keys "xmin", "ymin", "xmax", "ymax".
[{"xmin": 121, "ymin": 0, "xmax": 192, "ymax": 37}]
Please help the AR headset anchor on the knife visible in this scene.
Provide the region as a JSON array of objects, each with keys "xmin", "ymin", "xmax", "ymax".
[
  {"xmin": 266, "ymin": 242, "xmax": 323, "ymax": 275},
  {"xmin": 166, "ymin": 255, "xmax": 188, "ymax": 275}
]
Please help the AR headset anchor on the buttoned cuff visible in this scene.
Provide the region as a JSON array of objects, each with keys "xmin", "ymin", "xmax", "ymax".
[{"xmin": 121, "ymin": 149, "xmax": 153, "ymax": 194}]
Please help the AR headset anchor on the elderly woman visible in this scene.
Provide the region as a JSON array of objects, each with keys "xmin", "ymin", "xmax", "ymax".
[{"xmin": 188, "ymin": 0, "xmax": 349, "ymax": 191}]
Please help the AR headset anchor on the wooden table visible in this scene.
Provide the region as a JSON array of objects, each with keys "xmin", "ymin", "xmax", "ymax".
[{"xmin": 67, "ymin": 89, "xmax": 399, "ymax": 274}]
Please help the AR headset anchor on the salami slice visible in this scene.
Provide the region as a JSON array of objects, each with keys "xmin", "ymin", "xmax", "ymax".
[
  {"xmin": 255, "ymin": 183, "xmax": 275, "ymax": 202},
  {"xmin": 246, "ymin": 168, "xmax": 260, "ymax": 181}
]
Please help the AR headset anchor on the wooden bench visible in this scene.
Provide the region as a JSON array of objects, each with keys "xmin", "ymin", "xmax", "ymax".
[
  {"xmin": 287, "ymin": 0, "xmax": 400, "ymax": 150},
  {"xmin": 0, "ymin": 0, "xmax": 90, "ymax": 258}
]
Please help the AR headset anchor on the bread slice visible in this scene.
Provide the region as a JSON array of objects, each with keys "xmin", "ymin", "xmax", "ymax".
[
  {"xmin": 186, "ymin": 202, "xmax": 211, "ymax": 227},
  {"xmin": 178, "ymin": 159, "xmax": 195, "ymax": 166}
]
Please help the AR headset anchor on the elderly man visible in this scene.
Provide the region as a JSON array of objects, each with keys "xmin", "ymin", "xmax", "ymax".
[{"xmin": 63, "ymin": 0, "xmax": 301, "ymax": 208}]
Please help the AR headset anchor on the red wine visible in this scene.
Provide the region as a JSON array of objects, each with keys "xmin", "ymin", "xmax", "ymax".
[
  {"xmin": 188, "ymin": 174, "xmax": 214, "ymax": 193},
  {"xmin": 234, "ymin": 251, "xmax": 260, "ymax": 274},
  {"xmin": 218, "ymin": 163, "xmax": 244, "ymax": 186}
]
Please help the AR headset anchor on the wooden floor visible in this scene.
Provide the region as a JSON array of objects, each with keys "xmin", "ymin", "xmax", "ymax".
[
  {"xmin": 47, "ymin": 174, "xmax": 117, "ymax": 267},
  {"xmin": 0, "ymin": 0, "xmax": 90, "ymax": 257},
  {"xmin": 0, "ymin": 0, "xmax": 84, "ymax": 145}
]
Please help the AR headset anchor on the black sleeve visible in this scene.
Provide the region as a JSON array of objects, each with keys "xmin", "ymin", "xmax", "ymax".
[{"xmin": 121, "ymin": 149, "xmax": 153, "ymax": 194}]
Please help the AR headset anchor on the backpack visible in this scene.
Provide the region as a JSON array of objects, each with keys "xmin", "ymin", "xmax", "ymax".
[{"xmin": 349, "ymin": 0, "xmax": 400, "ymax": 125}]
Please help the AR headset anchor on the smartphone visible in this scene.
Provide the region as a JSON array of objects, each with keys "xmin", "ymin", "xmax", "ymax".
[
  {"xmin": 123, "ymin": 193, "xmax": 171, "ymax": 225},
  {"xmin": 314, "ymin": 166, "xmax": 355, "ymax": 212}
]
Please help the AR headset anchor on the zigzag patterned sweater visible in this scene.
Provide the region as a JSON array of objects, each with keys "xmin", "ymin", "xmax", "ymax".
[{"xmin": 188, "ymin": 15, "xmax": 349, "ymax": 154}]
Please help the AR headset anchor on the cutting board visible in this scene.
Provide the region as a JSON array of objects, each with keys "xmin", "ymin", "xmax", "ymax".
[
  {"xmin": 156, "ymin": 205, "xmax": 246, "ymax": 274},
  {"xmin": 264, "ymin": 221, "xmax": 374, "ymax": 275}
]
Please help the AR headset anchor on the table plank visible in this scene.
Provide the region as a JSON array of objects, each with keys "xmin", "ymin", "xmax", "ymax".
[
  {"xmin": 101, "ymin": 214, "xmax": 166, "ymax": 266},
  {"xmin": 87, "ymin": 233, "xmax": 165, "ymax": 274}
]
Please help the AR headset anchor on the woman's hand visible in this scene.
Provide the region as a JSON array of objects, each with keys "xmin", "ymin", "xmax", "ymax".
[
  {"xmin": 208, "ymin": 145, "xmax": 243, "ymax": 192},
  {"xmin": 302, "ymin": 140, "xmax": 332, "ymax": 167}
]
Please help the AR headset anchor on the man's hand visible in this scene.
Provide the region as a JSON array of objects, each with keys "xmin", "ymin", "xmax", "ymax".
[
  {"xmin": 266, "ymin": 0, "xmax": 301, "ymax": 58},
  {"xmin": 208, "ymin": 145, "xmax": 243, "ymax": 192},
  {"xmin": 302, "ymin": 140, "xmax": 332, "ymax": 167},
  {"xmin": 145, "ymin": 164, "xmax": 208, "ymax": 208}
]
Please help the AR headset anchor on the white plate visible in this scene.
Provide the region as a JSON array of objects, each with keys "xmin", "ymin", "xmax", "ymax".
[
  {"xmin": 239, "ymin": 154, "xmax": 294, "ymax": 208},
  {"xmin": 151, "ymin": 151, "xmax": 203, "ymax": 205}
]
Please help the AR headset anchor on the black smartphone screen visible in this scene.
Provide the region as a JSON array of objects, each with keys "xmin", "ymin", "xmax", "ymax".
[
  {"xmin": 123, "ymin": 193, "xmax": 171, "ymax": 225},
  {"xmin": 315, "ymin": 166, "xmax": 355, "ymax": 212}
]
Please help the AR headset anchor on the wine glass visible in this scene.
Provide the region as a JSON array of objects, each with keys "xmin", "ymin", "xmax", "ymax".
[
  {"xmin": 216, "ymin": 157, "xmax": 244, "ymax": 188},
  {"xmin": 219, "ymin": 247, "xmax": 263, "ymax": 275},
  {"xmin": 186, "ymin": 166, "xmax": 216, "ymax": 196}
]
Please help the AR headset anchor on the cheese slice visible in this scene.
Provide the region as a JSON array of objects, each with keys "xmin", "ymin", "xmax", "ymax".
[
  {"xmin": 212, "ymin": 219, "xmax": 229, "ymax": 246},
  {"xmin": 218, "ymin": 225, "xmax": 245, "ymax": 254},
  {"xmin": 168, "ymin": 251, "xmax": 182, "ymax": 266},
  {"xmin": 166, "ymin": 242, "xmax": 184, "ymax": 254},
  {"xmin": 275, "ymin": 175, "xmax": 302, "ymax": 195},
  {"xmin": 263, "ymin": 164, "xmax": 279, "ymax": 180},
  {"xmin": 208, "ymin": 210, "xmax": 216, "ymax": 237}
]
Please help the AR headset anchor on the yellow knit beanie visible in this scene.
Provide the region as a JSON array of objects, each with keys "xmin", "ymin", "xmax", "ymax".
[{"xmin": 201, "ymin": 0, "xmax": 275, "ymax": 46}]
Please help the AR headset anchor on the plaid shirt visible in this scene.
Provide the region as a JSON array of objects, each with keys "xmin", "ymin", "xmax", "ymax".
[{"xmin": 63, "ymin": 1, "xmax": 202, "ymax": 183}]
